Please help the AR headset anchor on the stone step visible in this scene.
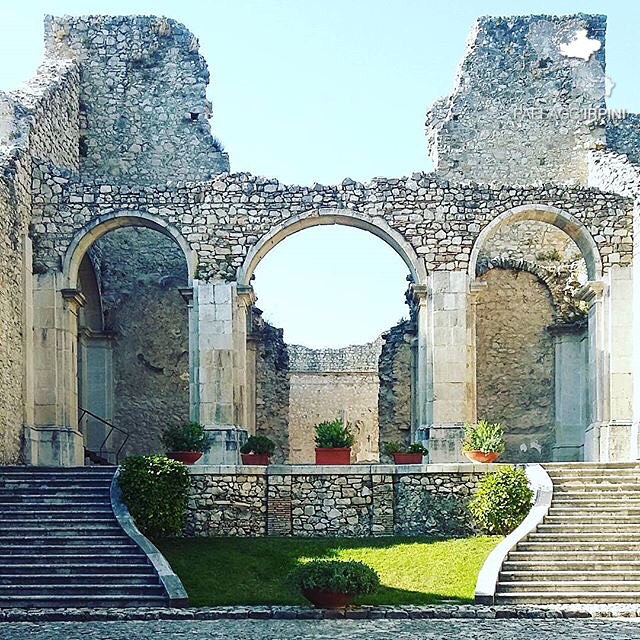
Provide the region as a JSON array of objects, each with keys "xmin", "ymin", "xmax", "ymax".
[
  {"xmin": 547, "ymin": 509, "xmax": 640, "ymax": 518},
  {"xmin": 515, "ymin": 540, "xmax": 640, "ymax": 552},
  {"xmin": 0, "ymin": 516, "xmax": 118, "ymax": 526},
  {"xmin": 0, "ymin": 489, "xmax": 111, "ymax": 499},
  {"xmin": 543, "ymin": 463, "xmax": 640, "ymax": 470},
  {"xmin": 0, "ymin": 595, "xmax": 168, "ymax": 608},
  {"xmin": 500, "ymin": 570, "xmax": 640, "ymax": 581},
  {"xmin": 0, "ymin": 509, "xmax": 114, "ymax": 519},
  {"xmin": 0, "ymin": 573, "xmax": 158, "ymax": 586},
  {"xmin": 496, "ymin": 592, "xmax": 640, "ymax": 604},
  {"xmin": 508, "ymin": 549, "xmax": 640, "ymax": 560},
  {"xmin": 553, "ymin": 484, "xmax": 640, "ymax": 493},
  {"xmin": 0, "ymin": 543, "xmax": 138, "ymax": 555},
  {"xmin": 0, "ymin": 466, "xmax": 116, "ymax": 473},
  {"xmin": 0, "ymin": 495, "xmax": 111, "ymax": 504},
  {"xmin": 526, "ymin": 532, "xmax": 640, "ymax": 543},
  {"xmin": 0, "ymin": 583, "xmax": 165, "ymax": 596},
  {"xmin": 537, "ymin": 523, "xmax": 640, "ymax": 532},
  {"xmin": 0, "ymin": 563, "xmax": 153, "ymax": 575},
  {"xmin": 498, "ymin": 580, "xmax": 640, "ymax": 593},
  {"xmin": 0, "ymin": 553, "xmax": 147, "ymax": 565}
]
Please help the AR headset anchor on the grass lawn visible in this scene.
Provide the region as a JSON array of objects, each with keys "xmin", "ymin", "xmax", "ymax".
[{"xmin": 156, "ymin": 536, "xmax": 501, "ymax": 607}]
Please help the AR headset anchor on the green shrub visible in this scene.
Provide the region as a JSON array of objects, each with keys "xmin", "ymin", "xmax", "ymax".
[
  {"xmin": 118, "ymin": 455, "xmax": 190, "ymax": 538},
  {"xmin": 462, "ymin": 420, "xmax": 505, "ymax": 454},
  {"xmin": 315, "ymin": 419, "xmax": 354, "ymax": 449},
  {"xmin": 289, "ymin": 560, "xmax": 380, "ymax": 595},
  {"xmin": 161, "ymin": 421, "xmax": 212, "ymax": 453},
  {"xmin": 469, "ymin": 466, "xmax": 533, "ymax": 535},
  {"xmin": 241, "ymin": 435, "xmax": 275, "ymax": 456},
  {"xmin": 383, "ymin": 441, "xmax": 427, "ymax": 455}
]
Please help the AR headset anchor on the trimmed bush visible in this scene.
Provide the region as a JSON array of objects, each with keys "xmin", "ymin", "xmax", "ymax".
[
  {"xmin": 289, "ymin": 560, "xmax": 380, "ymax": 595},
  {"xmin": 469, "ymin": 465, "xmax": 533, "ymax": 535},
  {"xmin": 118, "ymin": 455, "xmax": 190, "ymax": 538},
  {"xmin": 383, "ymin": 441, "xmax": 427, "ymax": 455},
  {"xmin": 315, "ymin": 419, "xmax": 354, "ymax": 449},
  {"xmin": 161, "ymin": 421, "xmax": 212, "ymax": 453},
  {"xmin": 241, "ymin": 435, "xmax": 275, "ymax": 456}
]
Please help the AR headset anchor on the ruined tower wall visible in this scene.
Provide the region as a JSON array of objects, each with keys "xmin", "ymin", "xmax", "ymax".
[
  {"xmin": 426, "ymin": 14, "xmax": 607, "ymax": 186},
  {"xmin": 43, "ymin": 15, "xmax": 228, "ymax": 184}
]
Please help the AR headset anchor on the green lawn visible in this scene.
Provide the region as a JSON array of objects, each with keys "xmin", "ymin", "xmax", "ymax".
[{"xmin": 156, "ymin": 536, "xmax": 501, "ymax": 607}]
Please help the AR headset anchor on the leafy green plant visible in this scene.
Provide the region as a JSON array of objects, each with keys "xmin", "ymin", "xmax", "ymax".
[
  {"xmin": 468, "ymin": 466, "xmax": 533, "ymax": 535},
  {"xmin": 161, "ymin": 422, "xmax": 212, "ymax": 453},
  {"xmin": 241, "ymin": 434, "xmax": 275, "ymax": 456},
  {"xmin": 315, "ymin": 419, "xmax": 354, "ymax": 449},
  {"xmin": 462, "ymin": 420, "xmax": 505, "ymax": 454},
  {"xmin": 118, "ymin": 455, "xmax": 190, "ymax": 538},
  {"xmin": 383, "ymin": 441, "xmax": 427, "ymax": 455},
  {"xmin": 289, "ymin": 560, "xmax": 380, "ymax": 595}
]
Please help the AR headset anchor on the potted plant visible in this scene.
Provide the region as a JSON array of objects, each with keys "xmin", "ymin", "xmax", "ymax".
[
  {"xmin": 462, "ymin": 420, "xmax": 505, "ymax": 463},
  {"xmin": 240, "ymin": 434, "xmax": 275, "ymax": 465},
  {"xmin": 383, "ymin": 441, "xmax": 427, "ymax": 464},
  {"xmin": 314, "ymin": 418, "xmax": 354, "ymax": 465},
  {"xmin": 161, "ymin": 421, "xmax": 212, "ymax": 465},
  {"xmin": 289, "ymin": 560, "xmax": 380, "ymax": 609}
]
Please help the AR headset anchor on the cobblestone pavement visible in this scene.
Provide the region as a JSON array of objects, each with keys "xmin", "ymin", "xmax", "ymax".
[{"xmin": 1, "ymin": 619, "xmax": 640, "ymax": 639}]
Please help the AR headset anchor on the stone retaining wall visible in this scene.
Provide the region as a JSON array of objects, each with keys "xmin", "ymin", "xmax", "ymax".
[{"xmin": 186, "ymin": 464, "xmax": 497, "ymax": 538}]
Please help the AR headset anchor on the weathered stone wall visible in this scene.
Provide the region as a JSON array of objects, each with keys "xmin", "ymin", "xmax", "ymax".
[
  {"xmin": 588, "ymin": 149, "xmax": 640, "ymax": 199},
  {"xmin": 251, "ymin": 311, "xmax": 290, "ymax": 463},
  {"xmin": 288, "ymin": 371, "xmax": 379, "ymax": 464},
  {"xmin": 0, "ymin": 59, "xmax": 80, "ymax": 462},
  {"xmin": 186, "ymin": 464, "xmax": 493, "ymax": 537},
  {"xmin": 426, "ymin": 14, "xmax": 607, "ymax": 186},
  {"xmin": 288, "ymin": 340, "xmax": 382, "ymax": 372},
  {"xmin": 606, "ymin": 113, "xmax": 640, "ymax": 165},
  {"xmin": 476, "ymin": 268, "xmax": 555, "ymax": 461},
  {"xmin": 94, "ymin": 227, "xmax": 189, "ymax": 455},
  {"xmin": 31, "ymin": 172, "xmax": 632, "ymax": 281},
  {"xmin": 43, "ymin": 15, "xmax": 228, "ymax": 184},
  {"xmin": 378, "ymin": 320, "xmax": 415, "ymax": 454}
]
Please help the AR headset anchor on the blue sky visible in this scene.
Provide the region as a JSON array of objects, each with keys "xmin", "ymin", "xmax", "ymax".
[{"xmin": 1, "ymin": 1, "xmax": 637, "ymax": 347}]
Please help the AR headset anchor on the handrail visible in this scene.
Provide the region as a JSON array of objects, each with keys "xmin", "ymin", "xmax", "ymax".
[
  {"xmin": 79, "ymin": 407, "xmax": 130, "ymax": 464},
  {"xmin": 474, "ymin": 464, "xmax": 553, "ymax": 604}
]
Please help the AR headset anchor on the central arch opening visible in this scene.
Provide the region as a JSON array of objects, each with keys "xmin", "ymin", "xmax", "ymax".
[{"xmin": 245, "ymin": 219, "xmax": 420, "ymax": 464}]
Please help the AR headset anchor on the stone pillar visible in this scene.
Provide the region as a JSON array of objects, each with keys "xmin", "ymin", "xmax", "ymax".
[
  {"xmin": 549, "ymin": 323, "xmax": 588, "ymax": 461},
  {"xmin": 418, "ymin": 271, "xmax": 475, "ymax": 462},
  {"xmin": 24, "ymin": 272, "xmax": 84, "ymax": 466},
  {"xmin": 601, "ymin": 266, "xmax": 634, "ymax": 461},
  {"xmin": 191, "ymin": 280, "xmax": 250, "ymax": 464}
]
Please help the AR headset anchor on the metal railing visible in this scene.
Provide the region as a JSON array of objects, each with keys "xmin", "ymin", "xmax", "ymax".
[{"xmin": 79, "ymin": 407, "xmax": 130, "ymax": 464}]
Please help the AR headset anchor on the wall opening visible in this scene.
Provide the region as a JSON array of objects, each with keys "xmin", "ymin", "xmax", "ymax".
[
  {"xmin": 74, "ymin": 226, "xmax": 190, "ymax": 461},
  {"xmin": 247, "ymin": 222, "xmax": 416, "ymax": 463}
]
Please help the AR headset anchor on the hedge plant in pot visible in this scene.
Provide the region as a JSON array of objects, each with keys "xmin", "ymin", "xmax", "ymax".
[
  {"xmin": 383, "ymin": 441, "xmax": 427, "ymax": 464},
  {"xmin": 240, "ymin": 435, "xmax": 275, "ymax": 465},
  {"xmin": 314, "ymin": 418, "xmax": 354, "ymax": 465},
  {"xmin": 462, "ymin": 420, "xmax": 505, "ymax": 463},
  {"xmin": 289, "ymin": 560, "xmax": 380, "ymax": 609},
  {"xmin": 161, "ymin": 421, "xmax": 212, "ymax": 465}
]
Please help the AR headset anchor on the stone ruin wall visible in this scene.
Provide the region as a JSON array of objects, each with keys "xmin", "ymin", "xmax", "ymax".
[
  {"xmin": 0, "ymin": 59, "xmax": 80, "ymax": 463},
  {"xmin": 287, "ymin": 340, "xmax": 383, "ymax": 464},
  {"xmin": 186, "ymin": 465, "xmax": 488, "ymax": 538},
  {"xmin": 43, "ymin": 15, "xmax": 228, "ymax": 184},
  {"xmin": 426, "ymin": 14, "xmax": 607, "ymax": 186},
  {"xmin": 476, "ymin": 268, "xmax": 556, "ymax": 461},
  {"xmin": 378, "ymin": 320, "xmax": 415, "ymax": 455},
  {"xmin": 250, "ymin": 311, "xmax": 290, "ymax": 464}
]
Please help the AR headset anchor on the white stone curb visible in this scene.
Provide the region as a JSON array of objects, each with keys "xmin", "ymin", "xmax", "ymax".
[
  {"xmin": 110, "ymin": 468, "xmax": 189, "ymax": 607},
  {"xmin": 474, "ymin": 464, "xmax": 553, "ymax": 605}
]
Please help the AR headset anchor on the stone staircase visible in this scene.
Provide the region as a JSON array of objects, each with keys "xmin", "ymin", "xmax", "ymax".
[
  {"xmin": 496, "ymin": 462, "xmax": 640, "ymax": 604},
  {"xmin": 0, "ymin": 466, "xmax": 170, "ymax": 608}
]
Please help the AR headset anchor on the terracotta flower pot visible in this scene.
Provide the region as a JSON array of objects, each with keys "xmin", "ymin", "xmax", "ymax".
[
  {"xmin": 302, "ymin": 588, "xmax": 355, "ymax": 609},
  {"xmin": 392, "ymin": 452, "xmax": 423, "ymax": 464},
  {"xmin": 315, "ymin": 448, "xmax": 351, "ymax": 465},
  {"xmin": 241, "ymin": 453, "xmax": 270, "ymax": 465},
  {"xmin": 166, "ymin": 451, "xmax": 202, "ymax": 465},
  {"xmin": 464, "ymin": 450, "xmax": 500, "ymax": 464}
]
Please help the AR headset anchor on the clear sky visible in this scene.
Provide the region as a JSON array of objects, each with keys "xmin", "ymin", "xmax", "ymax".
[{"xmin": 1, "ymin": 1, "xmax": 637, "ymax": 347}]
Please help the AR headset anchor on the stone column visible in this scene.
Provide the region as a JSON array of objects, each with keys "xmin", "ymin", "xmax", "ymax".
[
  {"xmin": 601, "ymin": 266, "xmax": 634, "ymax": 461},
  {"xmin": 191, "ymin": 280, "xmax": 250, "ymax": 464},
  {"xmin": 24, "ymin": 272, "xmax": 84, "ymax": 466},
  {"xmin": 549, "ymin": 323, "xmax": 588, "ymax": 461},
  {"xmin": 417, "ymin": 271, "xmax": 475, "ymax": 462}
]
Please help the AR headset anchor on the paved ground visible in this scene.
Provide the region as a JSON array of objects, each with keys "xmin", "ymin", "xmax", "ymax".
[{"xmin": 1, "ymin": 618, "xmax": 640, "ymax": 639}]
